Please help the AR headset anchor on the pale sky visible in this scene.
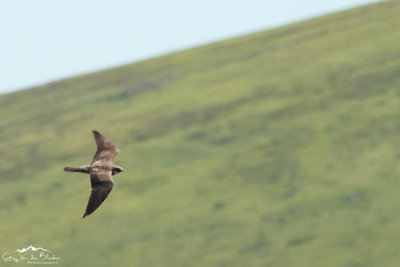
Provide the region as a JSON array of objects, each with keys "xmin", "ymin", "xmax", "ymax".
[{"xmin": 0, "ymin": 0, "xmax": 381, "ymax": 94}]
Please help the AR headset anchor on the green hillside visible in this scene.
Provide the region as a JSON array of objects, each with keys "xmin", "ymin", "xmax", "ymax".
[{"xmin": 1, "ymin": 1, "xmax": 400, "ymax": 266}]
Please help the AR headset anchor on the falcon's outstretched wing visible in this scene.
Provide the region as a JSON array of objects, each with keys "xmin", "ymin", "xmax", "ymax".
[
  {"xmin": 91, "ymin": 130, "xmax": 119, "ymax": 164},
  {"xmin": 83, "ymin": 168, "xmax": 114, "ymax": 218}
]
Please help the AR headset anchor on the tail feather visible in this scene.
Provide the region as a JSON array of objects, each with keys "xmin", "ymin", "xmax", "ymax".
[
  {"xmin": 64, "ymin": 166, "xmax": 90, "ymax": 173},
  {"xmin": 64, "ymin": 166, "xmax": 81, "ymax": 172}
]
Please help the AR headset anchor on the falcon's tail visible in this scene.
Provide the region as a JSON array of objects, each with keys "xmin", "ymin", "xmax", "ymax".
[{"xmin": 64, "ymin": 166, "xmax": 90, "ymax": 174}]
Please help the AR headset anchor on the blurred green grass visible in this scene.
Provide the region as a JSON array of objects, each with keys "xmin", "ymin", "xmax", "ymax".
[{"xmin": 1, "ymin": 1, "xmax": 400, "ymax": 266}]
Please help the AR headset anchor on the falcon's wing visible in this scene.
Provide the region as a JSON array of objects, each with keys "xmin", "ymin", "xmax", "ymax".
[
  {"xmin": 83, "ymin": 169, "xmax": 114, "ymax": 218},
  {"xmin": 91, "ymin": 130, "xmax": 119, "ymax": 164}
]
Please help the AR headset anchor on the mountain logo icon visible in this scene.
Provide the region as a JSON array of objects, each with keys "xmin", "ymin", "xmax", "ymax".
[{"xmin": 15, "ymin": 246, "xmax": 50, "ymax": 253}]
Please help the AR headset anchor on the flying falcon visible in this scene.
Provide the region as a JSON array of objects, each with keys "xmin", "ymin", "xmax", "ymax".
[{"xmin": 64, "ymin": 130, "xmax": 124, "ymax": 218}]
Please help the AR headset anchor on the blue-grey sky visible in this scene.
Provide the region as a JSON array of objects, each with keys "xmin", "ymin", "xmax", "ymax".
[{"xmin": 1, "ymin": 0, "xmax": 380, "ymax": 94}]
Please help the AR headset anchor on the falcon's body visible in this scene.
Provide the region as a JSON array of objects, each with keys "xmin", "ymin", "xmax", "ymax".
[{"xmin": 64, "ymin": 130, "xmax": 123, "ymax": 218}]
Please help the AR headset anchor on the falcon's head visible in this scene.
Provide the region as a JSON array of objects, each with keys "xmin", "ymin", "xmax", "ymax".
[{"xmin": 112, "ymin": 166, "xmax": 124, "ymax": 175}]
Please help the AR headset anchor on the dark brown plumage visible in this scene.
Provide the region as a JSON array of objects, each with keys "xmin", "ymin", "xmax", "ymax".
[{"xmin": 64, "ymin": 130, "xmax": 124, "ymax": 218}]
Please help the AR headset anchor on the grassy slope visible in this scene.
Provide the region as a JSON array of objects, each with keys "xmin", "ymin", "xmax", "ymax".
[{"xmin": 1, "ymin": 1, "xmax": 400, "ymax": 266}]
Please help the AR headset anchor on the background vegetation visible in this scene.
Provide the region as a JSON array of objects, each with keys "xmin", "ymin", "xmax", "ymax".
[{"xmin": 1, "ymin": 1, "xmax": 400, "ymax": 266}]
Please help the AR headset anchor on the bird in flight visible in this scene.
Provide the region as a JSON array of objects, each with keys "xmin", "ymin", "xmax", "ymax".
[{"xmin": 64, "ymin": 130, "xmax": 124, "ymax": 218}]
